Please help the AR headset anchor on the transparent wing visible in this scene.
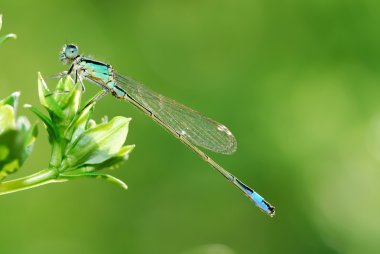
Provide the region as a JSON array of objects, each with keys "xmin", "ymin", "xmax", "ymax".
[{"xmin": 115, "ymin": 73, "xmax": 237, "ymax": 154}]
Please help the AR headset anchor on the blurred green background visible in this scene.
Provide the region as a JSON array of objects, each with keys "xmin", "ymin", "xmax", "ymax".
[{"xmin": 1, "ymin": 0, "xmax": 380, "ymax": 253}]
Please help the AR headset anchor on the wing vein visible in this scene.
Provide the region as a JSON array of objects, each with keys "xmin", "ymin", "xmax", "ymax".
[{"xmin": 115, "ymin": 73, "xmax": 237, "ymax": 154}]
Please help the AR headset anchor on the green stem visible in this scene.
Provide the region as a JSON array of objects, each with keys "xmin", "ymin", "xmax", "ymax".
[
  {"xmin": 0, "ymin": 168, "xmax": 66, "ymax": 195},
  {"xmin": 50, "ymin": 140, "xmax": 63, "ymax": 168}
]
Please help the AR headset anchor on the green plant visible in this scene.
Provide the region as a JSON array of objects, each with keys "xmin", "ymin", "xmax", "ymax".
[
  {"xmin": 0, "ymin": 74, "xmax": 134, "ymax": 195},
  {"xmin": 0, "ymin": 15, "xmax": 16, "ymax": 44},
  {"xmin": 0, "ymin": 14, "xmax": 133, "ymax": 195}
]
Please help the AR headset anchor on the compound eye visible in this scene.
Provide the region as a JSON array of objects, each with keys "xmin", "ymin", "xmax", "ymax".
[{"xmin": 65, "ymin": 44, "xmax": 78, "ymax": 59}]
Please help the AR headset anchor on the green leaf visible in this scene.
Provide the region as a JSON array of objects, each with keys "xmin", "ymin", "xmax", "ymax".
[
  {"xmin": 0, "ymin": 91, "xmax": 20, "ymax": 108},
  {"xmin": 0, "ymin": 33, "xmax": 17, "ymax": 44},
  {"xmin": 37, "ymin": 72, "xmax": 65, "ymax": 119},
  {"xmin": 0, "ymin": 105, "xmax": 16, "ymax": 135},
  {"xmin": 0, "ymin": 91, "xmax": 37, "ymax": 181},
  {"xmin": 88, "ymin": 144, "xmax": 135, "ymax": 171},
  {"xmin": 0, "ymin": 160, "xmax": 19, "ymax": 181},
  {"xmin": 62, "ymin": 116, "xmax": 131, "ymax": 170},
  {"xmin": 63, "ymin": 97, "xmax": 95, "ymax": 142},
  {"xmin": 0, "ymin": 130, "xmax": 30, "ymax": 180},
  {"xmin": 54, "ymin": 77, "xmax": 82, "ymax": 123},
  {"xmin": 21, "ymin": 122, "xmax": 38, "ymax": 162},
  {"xmin": 25, "ymin": 104, "xmax": 58, "ymax": 144},
  {"xmin": 67, "ymin": 144, "xmax": 135, "ymax": 173},
  {"xmin": 60, "ymin": 172, "xmax": 128, "ymax": 189},
  {"xmin": 53, "ymin": 77, "xmax": 73, "ymax": 100},
  {"xmin": 0, "ymin": 15, "xmax": 17, "ymax": 45}
]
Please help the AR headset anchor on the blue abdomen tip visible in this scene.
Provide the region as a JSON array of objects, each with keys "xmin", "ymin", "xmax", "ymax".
[{"xmin": 251, "ymin": 192, "xmax": 275, "ymax": 216}]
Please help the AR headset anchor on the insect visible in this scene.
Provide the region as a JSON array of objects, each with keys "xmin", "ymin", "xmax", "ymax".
[{"xmin": 55, "ymin": 44, "xmax": 275, "ymax": 216}]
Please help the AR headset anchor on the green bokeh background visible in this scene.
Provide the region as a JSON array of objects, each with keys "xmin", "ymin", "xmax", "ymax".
[{"xmin": 1, "ymin": 1, "xmax": 380, "ymax": 253}]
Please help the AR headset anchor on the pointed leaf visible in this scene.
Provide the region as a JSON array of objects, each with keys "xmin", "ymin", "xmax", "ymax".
[
  {"xmin": 25, "ymin": 104, "xmax": 58, "ymax": 143},
  {"xmin": 60, "ymin": 172, "xmax": 128, "ymax": 190},
  {"xmin": 87, "ymin": 144, "xmax": 135, "ymax": 171},
  {"xmin": 0, "ymin": 91, "xmax": 20, "ymax": 108},
  {"xmin": 64, "ymin": 101, "xmax": 95, "ymax": 142},
  {"xmin": 21, "ymin": 122, "xmax": 38, "ymax": 163},
  {"xmin": 0, "ymin": 105, "xmax": 16, "ymax": 135},
  {"xmin": 62, "ymin": 117, "xmax": 131, "ymax": 169},
  {"xmin": 0, "ymin": 33, "xmax": 17, "ymax": 44},
  {"xmin": 37, "ymin": 72, "xmax": 65, "ymax": 119},
  {"xmin": 0, "ymin": 15, "xmax": 17, "ymax": 44},
  {"xmin": 54, "ymin": 76, "xmax": 82, "ymax": 120}
]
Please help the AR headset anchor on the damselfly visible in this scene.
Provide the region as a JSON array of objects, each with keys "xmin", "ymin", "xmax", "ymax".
[{"xmin": 54, "ymin": 44, "xmax": 275, "ymax": 216}]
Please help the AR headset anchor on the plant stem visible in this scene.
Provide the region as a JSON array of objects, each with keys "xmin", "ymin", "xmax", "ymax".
[
  {"xmin": 0, "ymin": 168, "xmax": 66, "ymax": 195},
  {"xmin": 50, "ymin": 140, "xmax": 63, "ymax": 168}
]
